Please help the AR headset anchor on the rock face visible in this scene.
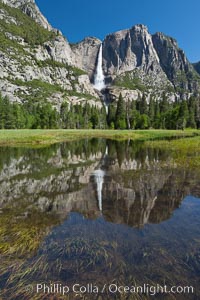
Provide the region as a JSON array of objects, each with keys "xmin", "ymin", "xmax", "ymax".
[
  {"xmin": 0, "ymin": 0, "xmax": 101, "ymax": 108},
  {"xmin": 0, "ymin": 0, "xmax": 200, "ymax": 109},
  {"xmin": 103, "ymin": 25, "xmax": 167, "ymax": 81},
  {"xmin": 43, "ymin": 35, "xmax": 75, "ymax": 65},
  {"xmin": 75, "ymin": 24, "xmax": 200, "ymax": 100},
  {"xmin": 152, "ymin": 32, "xmax": 199, "ymax": 93},
  {"xmin": 101, "ymin": 25, "xmax": 182, "ymax": 102},
  {"xmin": 2, "ymin": 0, "xmax": 52, "ymax": 30},
  {"xmin": 72, "ymin": 37, "xmax": 101, "ymax": 81}
]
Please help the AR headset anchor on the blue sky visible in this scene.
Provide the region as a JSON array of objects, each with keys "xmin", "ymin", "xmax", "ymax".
[{"xmin": 35, "ymin": 0, "xmax": 200, "ymax": 62}]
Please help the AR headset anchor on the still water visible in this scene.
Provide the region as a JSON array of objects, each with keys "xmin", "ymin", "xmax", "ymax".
[{"xmin": 0, "ymin": 139, "xmax": 200, "ymax": 300}]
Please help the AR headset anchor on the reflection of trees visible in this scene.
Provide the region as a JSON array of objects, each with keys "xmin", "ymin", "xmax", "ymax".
[{"xmin": 106, "ymin": 139, "xmax": 170, "ymax": 168}]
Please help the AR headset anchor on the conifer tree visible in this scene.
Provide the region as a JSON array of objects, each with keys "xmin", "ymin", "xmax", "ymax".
[
  {"xmin": 107, "ymin": 103, "xmax": 116, "ymax": 128},
  {"xmin": 60, "ymin": 102, "xmax": 69, "ymax": 128},
  {"xmin": 148, "ymin": 97, "xmax": 155, "ymax": 127},
  {"xmin": 178, "ymin": 100, "xmax": 189, "ymax": 129},
  {"xmin": 140, "ymin": 93, "xmax": 148, "ymax": 115},
  {"xmin": 115, "ymin": 93, "xmax": 126, "ymax": 129}
]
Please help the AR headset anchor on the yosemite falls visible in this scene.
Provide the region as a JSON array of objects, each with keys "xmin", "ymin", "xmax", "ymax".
[
  {"xmin": 93, "ymin": 43, "xmax": 109, "ymax": 114},
  {"xmin": 94, "ymin": 44, "xmax": 105, "ymax": 91}
]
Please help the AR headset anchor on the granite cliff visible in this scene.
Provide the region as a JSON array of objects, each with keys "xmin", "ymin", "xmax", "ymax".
[
  {"xmin": 2, "ymin": 0, "xmax": 52, "ymax": 29},
  {"xmin": 0, "ymin": 0, "xmax": 101, "ymax": 110},
  {"xmin": 75, "ymin": 25, "xmax": 200, "ymax": 102}
]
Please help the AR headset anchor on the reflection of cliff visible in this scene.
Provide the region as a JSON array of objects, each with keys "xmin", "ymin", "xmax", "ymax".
[
  {"xmin": 101, "ymin": 170, "xmax": 189, "ymax": 228},
  {"xmin": 0, "ymin": 145, "xmax": 103, "ymax": 208},
  {"xmin": 0, "ymin": 140, "xmax": 200, "ymax": 229}
]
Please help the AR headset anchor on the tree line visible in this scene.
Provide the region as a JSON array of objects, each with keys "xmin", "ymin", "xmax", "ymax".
[
  {"xmin": 0, "ymin": 93, "xmax": 106, "ymax": 129},
  {"xmin": 0, "ymin": 91, "xmax": 200, "ymax": 129},
  {"xmin": 108, "ymin": 93, "xmax": 200, "ymax": 130}
]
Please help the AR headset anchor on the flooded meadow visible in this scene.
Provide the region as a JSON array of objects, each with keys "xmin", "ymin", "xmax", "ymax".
[{"xmin": 0, "ymin": 138, "xmax": 200, "ymax": 299}]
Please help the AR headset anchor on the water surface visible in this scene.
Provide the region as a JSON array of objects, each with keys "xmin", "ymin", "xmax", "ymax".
[{"xmin": 0, "ymin": 139, "xmax": 200, "ymax": 299}]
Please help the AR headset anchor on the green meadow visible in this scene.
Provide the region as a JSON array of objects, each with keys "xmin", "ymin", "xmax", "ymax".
[{"xmin": 0, "ymin": 129, "xmax": 199, "ymax": 146}]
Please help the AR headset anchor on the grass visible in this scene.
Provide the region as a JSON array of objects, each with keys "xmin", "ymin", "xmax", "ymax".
[
  {"xmin": 0, "ymin": 129, "xmax": 199, "ymax": 146},
  {"xmin": 0, "ymin": 204, "xmax": 60, "ymax": 258},
  {"xmin": 146, "ymin": 135, "xmax": 200, "ymax": 151},
  {"xmin": 145, "ymin": 135, "xmax": 200, "ymax": 168}
]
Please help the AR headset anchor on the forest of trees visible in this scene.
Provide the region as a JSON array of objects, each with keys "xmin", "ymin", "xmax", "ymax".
[
  {"xmin": 0, "ymin": 91, "xmax": 200, "ymax": 130},
  {"xmin": 108, "ymin": 93, "xmax": 200, "ymax": 130},
  {"xmin": 0, "ymin": 93, "xmax": 107, "ymax": 129}
]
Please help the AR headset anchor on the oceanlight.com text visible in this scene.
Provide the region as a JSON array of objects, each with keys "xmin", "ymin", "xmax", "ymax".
[{"xmin": 25, "ymin": 282, "xmax": 195, "ymax": 297}]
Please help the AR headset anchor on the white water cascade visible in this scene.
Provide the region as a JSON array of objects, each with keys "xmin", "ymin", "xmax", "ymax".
[
  {"xmin": 93, "ymin": 169, "xmax": 105, "ymax": 211},
  {"xmin": 94, "ymin": 44, "xmax": 105, "ymax": 91}
]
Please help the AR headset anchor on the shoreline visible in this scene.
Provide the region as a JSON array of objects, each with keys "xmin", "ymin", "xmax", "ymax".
[{"xmin": 0, "ymin": 129, "xmax": 199, "ymax": 146}]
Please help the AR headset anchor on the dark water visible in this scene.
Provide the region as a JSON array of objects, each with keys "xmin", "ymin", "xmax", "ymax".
[{"xmin": 0, "ymin": 139, "xmax": 200, "ymax": 300}]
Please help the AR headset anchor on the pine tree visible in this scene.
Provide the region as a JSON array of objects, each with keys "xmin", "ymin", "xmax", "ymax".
[
  {"xmin": 148, "ymin": 97, "xmax": 155, "ymax": 127},
  {"xmin": 178, "ymin": 100, "xmax": 189, "ymax": 130},
  {"xmin": 139, "ymin": 93, "xmax": 148, "ymax": 115},
  {"xmin": 160, "ymin": 92, "xmax": 169, "ymax": 113},
  {"xmin": 187, "ymin": 97, "xmax": 196, "ymax": 128},
  {"xmin": 129, "ymin": 100, "xmax": 139, "ymax": 129},
  {"xmin": 115, "ymin": 93, "xmax": 126, "ymax": 129},
  {"xmin": 60, "ymin": 102, "xmax": 69, "ymax": 128},
  {"xmin": 83, "ymin": 103, "xmax": 91, "ymax": 129},
  {"xmin": 136, "ymin": 114, "xmax": 149, "ymax": 129},
  {"xmin": 126, "ymin": 99, "xmax": 131, "ymax": 129},
  {"xmin": 107, "ymin": 103, "xmax": 116, "ymax": 128},
  {"xmin": 13, "ymin": 103, "xmax": 25, "ymax": 129},
  {"xmin": 3, "ymin": 96, "xmax": 15, "ymax": 129},
  {"xmin": 99, "ymin": 106, "xmax": 107, "ymax": 129},
  {"xmin": 90, "ymin": 111, "xmax": 99, "ymax": 129},
  {"xmin": 154, "ymin": 101, "xmax": 161, "ymax": 129}
]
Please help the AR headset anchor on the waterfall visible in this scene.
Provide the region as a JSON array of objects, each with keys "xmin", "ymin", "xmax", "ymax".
[
  {"xmin": 93, "ymin": 169, "xmax": 105, "ymax": 211},
  {"xmin": 94, "ymin": 44, "xmax": 105, "ymax": 91}
]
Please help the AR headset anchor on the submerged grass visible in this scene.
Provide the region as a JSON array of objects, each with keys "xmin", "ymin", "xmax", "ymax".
[
  {"xmin": 1, "ymin": 205, "xmax": 200, "ymax": 299},
  {"xmin": 0, "ymin": 204, "xmax": 60, "ymax": 258},
  {"xmin": 0, "ymin": 129, "xmax": 199, "ymax": 146},
  {"xmin": 145, "ymin": 136, "xmax": 200, "ymax": 168}
]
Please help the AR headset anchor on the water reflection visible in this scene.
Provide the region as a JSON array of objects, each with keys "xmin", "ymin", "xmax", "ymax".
[
  {"xmin": 92, "ymin": 169, "xmax": 105, "ymax": 211},
  {"xmin": 0, "ymin": 139, "xmax": 200, "ymax": 299},
  {"xmin": 0, "ymin": 140, "xmax": 199, "ymax": 227},
  {"xmin": 0, "ymin": 140, "xmax": 182, "ymax": 226}
]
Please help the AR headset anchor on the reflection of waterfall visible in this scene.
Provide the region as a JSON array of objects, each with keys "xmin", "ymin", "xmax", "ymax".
[
  {"xmin": 93, "ymin": 170, "xmax": 105, "ymax": 211},
  {"xmin": 94, "ymin": 44, "xmax": 105, "ymax": 91},
  {"xmin": 105, "ymin": 146, "xmax": 108, "ymax": 156}
]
